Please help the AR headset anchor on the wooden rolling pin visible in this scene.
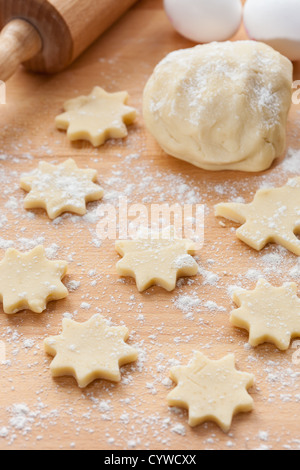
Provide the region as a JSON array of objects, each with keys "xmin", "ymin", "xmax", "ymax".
[{"xmin": 0, "ymin": 0, "xmax": 139, "ymax": 81}]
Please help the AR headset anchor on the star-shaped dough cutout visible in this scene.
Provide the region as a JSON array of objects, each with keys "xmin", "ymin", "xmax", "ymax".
[
  {"xmin": 231, "ymin": 279, "xmax": 300, "ymax": 350},
  {"xmin": 115, "ymin": 228, "xmax": 198, "ymax": 292},
  {"xmin": 55, "ymin": 87, "xmax": 137, "ymax": 146},
  {"xmin": 44, "ymin": 314, "xmax": 138, "ymax": 388},
  {"xmin": 0, "ymin": 245, "xmax": 68, "ymax": 314},
  {"xmin": 20, "ymin": 158, "xmax": 104, "ymax": 219},
  {"xmin": 167, "ymin": 352, "xmax": 254, "ymax": 433},
  {"xmin": 215, "ymin": 178, "xmax": 300, "ymax": 255}
]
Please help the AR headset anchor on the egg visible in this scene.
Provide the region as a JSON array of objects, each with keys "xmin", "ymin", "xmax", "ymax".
[
  {"xmin": 244, "ymin": 0, "xmax": 300, "ymax": 61},
  {"xmin": 164, "ymin": 0, "xmax": 242, "ymax": 43}
]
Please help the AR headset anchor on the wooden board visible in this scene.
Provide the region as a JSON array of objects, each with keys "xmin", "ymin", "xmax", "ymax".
[{"xmin": 0, "ymin": 0, "xmax": 300, "ymax": 451}]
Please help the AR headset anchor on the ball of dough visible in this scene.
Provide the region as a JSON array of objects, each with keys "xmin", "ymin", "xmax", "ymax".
[
  {"xmin": 164, "ymin": 0, "xmax": 242, "ymax": 43},
  {"xmin": 244, "ymin": 0, "xmax": 300, "ymax": 61},
  {"xmin": 143, "ymin": 41, "xmax": 293, "ymax": 172}
]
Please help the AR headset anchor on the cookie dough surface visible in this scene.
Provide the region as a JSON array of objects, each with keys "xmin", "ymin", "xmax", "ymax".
[
  {"xmin": 167, "ymin": 352, "xmax": 254, "ymax": 432},
  {"xmin": 215, "ymin": 177, "xmax": 300, "ymax": 255},
  {"xmin": 0, "ymin": 246, "xmax": 68, "ymax": 314},
  {"xmin": 55, "ymin": 87, "xmax": 137, "ymax": 147},
  {"xmin": 232, "ymin": 279, "xmax": 300, "ymax": 351},
  {"xmin": 20, "ymin": 158, "xmax": 104, "ymax": 219},
  {"xmin": 143, "ymin": 41, "xmax": 292, "ymax": 172},
  {"xmin": 44, "ymin": 314, "xmax": 138, "ymax": 388},
  {"xmin": 115, "ymin": 228, "xmax": 198, "ymax": 292}
]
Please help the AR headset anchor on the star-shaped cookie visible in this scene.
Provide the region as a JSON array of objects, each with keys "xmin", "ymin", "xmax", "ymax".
[
  {"xmin": 0, "ymin": 245, "xmax": 68, "ymax": 314},
  {"xmin": 55, "ymin": 87, "xmax": 137, "ymax": 146},
  {"xmin": 232, "ymin": 279, "xmax": 300, "ymax": 350},
  {"xmin": 44, "ymin": 314, "xmax": 138, "ymax": 388},
  {"xmin": 20, "ymin": 158, "xmax": 104, "ymax": 219},
  {"xmin": 115, "ymin": 228, "xmax": 198, "ymax": 292},
  {"xmin": 215, "ymin": 178, "xmax": 300, "ymax": 255},
  {"xmin": 167, "ymin": 352, "xmax": 254, "ymax": 432}
]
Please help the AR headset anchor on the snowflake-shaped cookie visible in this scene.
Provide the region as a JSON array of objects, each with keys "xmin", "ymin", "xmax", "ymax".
[
  {"xmin": 115, "ymin": 228, "xmax": 198, "ymax": 292},
  {"xmin": 20, "ymin": 158, "xmax": 104, "ymax": 219},
  {"xmin": 55, "ymin": 87, "xmax": 137, "ymax": 146},
  {"xmin": 232, "ymin": 279, "xmax": 300, "ymax": 350},
  {"xmin": 0, "ymin": 245, "xmax": 68, "ymax": 314},
  {"xmin": 44, "ymin": 314, "xmax": 138, "ymax": 388},
  {"xmin": 215, "ymin": 178, "xmax": 300, "ymax": 255},
  {"xmin": 167, "ymin": 352, "xmax": 254, "ymax": 432}
]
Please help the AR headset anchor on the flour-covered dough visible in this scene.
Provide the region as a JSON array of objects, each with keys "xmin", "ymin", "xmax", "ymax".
[
  {"xmin": 115, "ymin": 227, "xmax": 198, "ymax": 292},
  {"xmin": 231, "ymin": 279, "xmax": 300, "ymax": 351},
  {"xmin": 167, "ymin": 352, "xmax": 254, "ymax": 432},
  {"xmin": 215, "ymin": 177, "xmax": 300, "ymax": 255},
  {"xmin": 44, "ymin": 314, "xmax": 138, "ymax": 388},
  {"xmin": 143, "ymin": 41, "xmax": 293, "ymax": 172},
  {"xmin": 0, "ymin": 246, "xmax": 68, "ymax": 314}
]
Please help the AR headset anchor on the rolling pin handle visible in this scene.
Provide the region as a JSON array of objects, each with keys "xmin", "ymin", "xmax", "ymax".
[{"xmin": 0, "ymin": 19, "xmax": 42, "ymax": 82}]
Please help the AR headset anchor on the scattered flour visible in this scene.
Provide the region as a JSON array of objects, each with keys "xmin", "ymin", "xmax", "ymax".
[{"xmin": 0, "ymin": 83, "xmax": 299, "ymax": 450}]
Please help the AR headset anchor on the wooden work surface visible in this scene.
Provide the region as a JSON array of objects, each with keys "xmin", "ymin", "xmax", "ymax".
[{"xmin": 1, "ymin": 0, "xmax": 300, "ymax": 451}]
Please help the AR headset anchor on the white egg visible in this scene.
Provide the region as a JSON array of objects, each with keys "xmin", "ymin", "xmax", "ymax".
[
  {"xmin": 244, "ymin": 0, "xmax": 300, "ymax": 61},
  {"xmin": 164, "ymin": 0, "xmax": 242, "ymax": 43}
]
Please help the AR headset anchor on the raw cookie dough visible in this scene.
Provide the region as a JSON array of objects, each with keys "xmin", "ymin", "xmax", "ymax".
[
  {"xmin": 232, "ymin": 279, "xmax": 300, "ymax": 351},
  {"xmin": 143, "ymin": 41, "xmax": 293, "ymax": 172},
  {"xmin": 44, "ymin": 314, "xmax": 138, "ymax": 388},
  {"xmin": 20, "ymin": 158, "xmax": 104, "ymax": 219},
  {"xmin": 215, "ymin": 177, "xmax": 300, "ymax": 255},
  {"xmin": 115, "ymin": 228, "xmax": 198, "ymax": 292},
  {"xmin": 0, "ymin": 246, "xmax": 68, "ymax": 314},
  {"xmin": 167, "ymin": 352, "xmax": 254, "ymax": 432},
  {"xmin": 55, "ymin": 87, "xmax": 137, "ymax": 147}
]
